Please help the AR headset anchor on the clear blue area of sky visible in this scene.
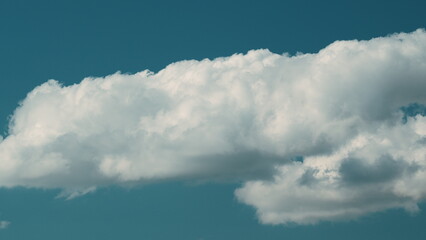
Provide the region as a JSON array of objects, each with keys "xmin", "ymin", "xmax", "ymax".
[{"xmin": 0, "ymin": 0, "xmax": 425, "ymax": 239}]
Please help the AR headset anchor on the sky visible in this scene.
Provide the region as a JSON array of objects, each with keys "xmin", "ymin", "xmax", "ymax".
[{"xmin": 0, "ymin": 0, "xmax": 425, "ymax": 239}]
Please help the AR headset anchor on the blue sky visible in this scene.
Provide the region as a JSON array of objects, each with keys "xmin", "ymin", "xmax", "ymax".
[{"xmin": 0, "ymin": 0, "xmax": 426, "ymax": 239}]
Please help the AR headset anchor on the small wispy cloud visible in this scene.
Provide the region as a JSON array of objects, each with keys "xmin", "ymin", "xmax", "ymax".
[{"xmin": 0, "ymin": 221, "xmax": 10, "ymax": 229}]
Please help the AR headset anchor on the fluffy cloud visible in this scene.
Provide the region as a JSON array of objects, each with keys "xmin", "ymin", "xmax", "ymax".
[
  {"xmin": 0, "ymin": 221, "xmax": 10, "ymax": 229},
  {"xmin": 0, "ymin": 29, "xmax": 426, "ymax": 224},
  {"xmin": 235, "ymin": 116, "xmax": 426, "ymax": 224}
]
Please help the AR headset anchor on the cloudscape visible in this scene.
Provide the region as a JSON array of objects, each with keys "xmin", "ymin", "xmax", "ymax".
[{"xmin": 1, "ymin": 29, "xmax": 425, "ymax": 225}]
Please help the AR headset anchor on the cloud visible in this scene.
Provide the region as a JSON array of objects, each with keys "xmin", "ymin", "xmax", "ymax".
[
  {"xmin": 0, "ymin": 29, "xmax": 426, "ymax": 224},
  {"xmin": 0, "ymin": 221, "xmax": 10, "ymax": 229},
  {"xmin": 235, "ymin": 118, "xmax": 426, "ymax": 224}
]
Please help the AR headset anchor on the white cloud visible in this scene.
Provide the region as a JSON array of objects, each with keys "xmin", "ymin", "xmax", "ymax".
[
  {"xmin": 0, "ymin": 29, "xmax": 426, "ymax": 224},
  {"xmin": 235, "ymin": 117, "xmax": 426, "ymax": 224},
  {"xmin": 0, "ymin": 221, "xmax": 10, "ymax": 229}
]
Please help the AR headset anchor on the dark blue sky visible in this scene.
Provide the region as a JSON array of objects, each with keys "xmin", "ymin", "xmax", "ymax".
[{"xmin": 0, "ymin": 0, "xmax": 425, "ymax": 239}]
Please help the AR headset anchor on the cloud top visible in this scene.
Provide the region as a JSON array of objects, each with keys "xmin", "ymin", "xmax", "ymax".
[{"xmin": 1, "ymin": 29, "xmax": 426, "ymax": 224}]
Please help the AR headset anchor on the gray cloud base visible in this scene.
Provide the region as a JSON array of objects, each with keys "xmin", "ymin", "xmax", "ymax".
[{"xmin": 1, "ymin": 30, "xmax": 426, "ymax": 224}]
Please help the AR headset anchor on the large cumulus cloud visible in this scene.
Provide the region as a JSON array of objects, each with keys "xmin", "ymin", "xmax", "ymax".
[{"xmin": 0, "ymin": 29, "xmax": 426, "ymax": 223}]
